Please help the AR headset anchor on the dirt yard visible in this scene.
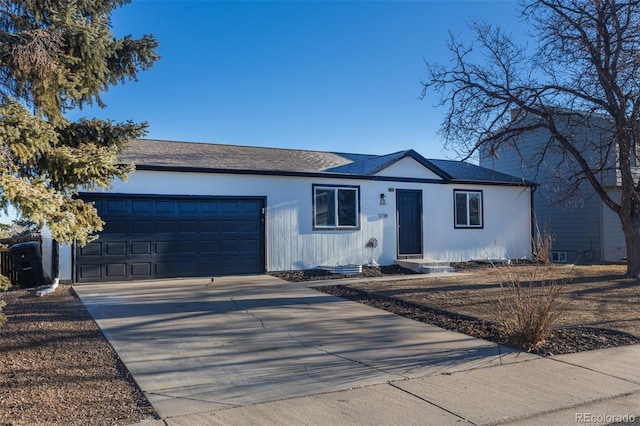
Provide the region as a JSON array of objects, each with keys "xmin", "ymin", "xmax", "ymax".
[
  {"xmin": 344, "ymin": 264, "xmax": 640, "ymax": 337},
  {"xmin": 0, "ymin": 285, "xmax": 157, "ymax": 426}
]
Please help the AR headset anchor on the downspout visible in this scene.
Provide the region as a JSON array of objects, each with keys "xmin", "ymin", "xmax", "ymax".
[
  {"xmin": 530, "ymin": 183, "xmax": 537, "ymax": 260},
  {"xmin": 37, "ymin": 240, "xmax": 59, "ymax": 297}
]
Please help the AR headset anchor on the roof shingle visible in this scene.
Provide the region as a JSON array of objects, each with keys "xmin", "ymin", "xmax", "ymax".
[{"xmin": 120, "ymin": 139, "xmax": 530, "ymax": 185}]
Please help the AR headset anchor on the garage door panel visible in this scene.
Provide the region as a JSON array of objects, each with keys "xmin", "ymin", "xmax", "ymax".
[
  {"xmin": 131, "ymin": 263, "xmax": 151, "ymax": 276},
  {"xmin": 131, "ymin": 242, "xmax": 151, "ymax": 255},
  {"xmin": 156, "ymin": 220, "xmax": 176, "ymax": 232},
  {"xmin": 155, "ymin": 241, "xmax": 179, "ymax": 254},
  {"xmin": 178, "ymin": 221, "xmax": 198, "ymax": 232},
  {"xmin": 106, "ymin": 199, "xmax": 127, "ymax": 213},
  {"xmin": 79, "ymin": 264, "xmax": 101, "ymax": 279},
  {"xmin": 132, "ymin": 221, "xmax": 153, "ymax": 233},
  {"xmin": 241, "ymin": 202, "xmax": 260, "ymax": 213},
  {"xmin": 77, "ymin": 195, "xmax": 265, "ymax": 282},
  {"xmin": 80, "ymin": 242, "xmax": 101, "ymax": 256},
  {"xmin": 178, "ymin": 201, "xmax": 198, "ymax": 213},
  {"xmin": 105, "ymin": 220, "xmax": 128, "ymax": 233},
  {"xmin": 131, "ymin": 199, "xmax": 153, "ymax": 213},
  {"xmin": 106, "ymin": 263, "xmax": 127, "ymax": 278},
  {"xmin": 179, "ymin": 240, "xmax": 197, "ymax": 253},
  {"xmin": 201, "ymin": 201, "xmax": 219, "ymax": 213},
  {"xmin": 106, "ymin": 242, "xmax": 127, "ymax": 256},
  {"xmin": 200, "ymin": 221, "xmax": 220, "ymax": 232},
  {"xmin": 156, "ymin": 201, "xmax": 174, "ymax": 214}
]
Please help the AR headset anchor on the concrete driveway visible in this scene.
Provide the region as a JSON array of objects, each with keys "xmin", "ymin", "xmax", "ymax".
[
  {"xmin": 75, "ymin": 275, "xmax": 529, "ymax": 419},
  {"xmin": 75, "ymin": 275, "xmax": 640, "ymax": 425}
]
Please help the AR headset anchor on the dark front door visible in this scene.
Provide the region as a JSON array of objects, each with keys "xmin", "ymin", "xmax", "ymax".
[{"xmin": 396, "ymin": 189, "xmax": 423, "ymax": 258}]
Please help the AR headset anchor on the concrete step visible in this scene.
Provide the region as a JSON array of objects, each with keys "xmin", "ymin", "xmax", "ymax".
[{"xmin": 395, "ymin": 260, "xmax": 454, "ymax": 274}]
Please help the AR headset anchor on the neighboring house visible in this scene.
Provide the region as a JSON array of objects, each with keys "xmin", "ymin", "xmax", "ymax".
[
  {"xmin": 479, "ymin": 114, "xmax": 626, "ymax": 264},
  {"xmin": 55, "ymin": 139, "xmax": 533, "ymax": 283}
]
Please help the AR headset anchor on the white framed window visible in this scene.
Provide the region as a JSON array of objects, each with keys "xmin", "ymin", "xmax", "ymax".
[
  {"xmin": 313, "ymin": 185, "xmax": 360, "ymax": 230},
  {"xmin": 454, "ymin": 189, "xmax": 483, "ymax": 228},
  {"xmin": 551, "ymin": 251, "xmax": 568, "ymax": 263}
]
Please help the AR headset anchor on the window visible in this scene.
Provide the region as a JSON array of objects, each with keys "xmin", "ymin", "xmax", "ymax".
[
  {"xmin": 551, "ymin": 252, "xmax": 568, "ymax": 263},
  {"xmin": 454, "ymin": 190, "xmax": 483, "ymax": 228},
  {"xmin": 313, "ymin": 185, "xmax": 360, "ymax": 229}
]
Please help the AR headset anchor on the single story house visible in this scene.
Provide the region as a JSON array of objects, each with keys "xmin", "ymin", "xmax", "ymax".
[{"xmin": 54, "ymin": 139, "xmax": 534, "ymax": 283}]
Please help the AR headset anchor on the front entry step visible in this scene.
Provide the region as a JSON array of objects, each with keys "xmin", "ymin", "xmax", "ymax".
[{"xmin": 395, "ymin": 259, "xmax": 454, "ymax": 274}]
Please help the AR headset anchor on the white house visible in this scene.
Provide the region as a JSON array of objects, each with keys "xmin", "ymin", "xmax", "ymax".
[{"xmin": 55, "ymin": 139, "xmax": 533, "ymax": 283}]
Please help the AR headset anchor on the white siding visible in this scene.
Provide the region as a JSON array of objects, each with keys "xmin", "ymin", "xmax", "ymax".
[
  {"xmin": 375, "ymin": 157, "xmax": 443, "ymax": 180},
  {"xmin": 42, "ymin": 226, "xmax": 73, "ymax": 282},
  {"xmin": 422, "ymin": 184, "xmax": 532, "ymax": 261},
  {"xmin": 88, "ymin": 171, "xmax": 401, "ymax": 271},
  {"xmin": 59, "ymin": 170, "xmax": 532, "ymax": 277}
]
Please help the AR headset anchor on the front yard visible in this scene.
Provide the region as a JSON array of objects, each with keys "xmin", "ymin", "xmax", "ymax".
[
  {"xmin": 341, "ymin": 264, "xmax": 640, "ymax": 337},
  {"xmin": 0, "ymin": 263, "xmax": 638, "ymax": 425}
]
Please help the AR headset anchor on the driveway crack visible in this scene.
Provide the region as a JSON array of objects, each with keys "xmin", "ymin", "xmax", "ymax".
[
  {"xmin": 388, "ymin": 383, "xmax": 477, "ymax": 425},
  {"xmin": 230, "ymin": 298, "xmax": 265, "ymax": 329}
]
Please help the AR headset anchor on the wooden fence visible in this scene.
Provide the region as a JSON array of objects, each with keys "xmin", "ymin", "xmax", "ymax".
[{"xmin": 0, "ymin": 234, "xmax": 42, "ymax": 286}]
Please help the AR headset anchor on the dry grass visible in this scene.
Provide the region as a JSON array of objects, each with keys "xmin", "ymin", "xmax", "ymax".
[{"xmin": 346, "ymin": 264, "xmax": 640, "ymax": 338}]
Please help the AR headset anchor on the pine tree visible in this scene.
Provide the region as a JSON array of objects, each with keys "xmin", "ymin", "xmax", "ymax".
[
  {"xmin": 0, "ymin": 1, "xmax": 158, "ymax": 243},
  {"xmin": 0, "ymin": 0, "xmax": 158, "ymax": 291}
]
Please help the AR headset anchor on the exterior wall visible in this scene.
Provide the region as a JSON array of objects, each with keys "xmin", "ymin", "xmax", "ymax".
[
  {"xmin": 375, "ymin": 157, "xmax": 443, "ymax": 180},
  {"xmin": 602, "ymin": 189, "xmax": 626, "ymax": 262},
  {"xmin": 531, "ymin": 192, "xmax": 603, "ymax": 264},
  {"xmin": 41, "ymin": 227, "xmax": 73, "ymax": 283},
  {"xmin": 421, "ymin": 183, "xmax": 532, "ymax": 261},
  {"xmin": 479, "ymin": 124, "xmax": 624, "ymax": 264},
  {"xmin": 59, "ymin": 169, "xmax": 532, "ymax": 276}
]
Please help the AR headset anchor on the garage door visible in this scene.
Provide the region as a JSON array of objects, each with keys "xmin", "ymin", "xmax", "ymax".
[{"xmin": 76, "ymin": 195, "xmax": 265, "ymax": 282}]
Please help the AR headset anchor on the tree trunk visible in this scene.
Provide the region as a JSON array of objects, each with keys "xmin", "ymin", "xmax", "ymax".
[{"xmin": 619, "ymin": 206, "xmax": 640, "ymax": 278}]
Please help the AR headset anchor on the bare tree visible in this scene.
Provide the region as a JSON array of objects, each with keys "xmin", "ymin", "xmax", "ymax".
[{"xmin": 423, "ymin": 0, "xmax": 640, "ymax": 277}]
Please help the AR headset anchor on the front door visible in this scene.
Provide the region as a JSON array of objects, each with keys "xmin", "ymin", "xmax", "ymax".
[{"xmin": 396, "ymin": 189, "xmax": 423, "ymax": 258}]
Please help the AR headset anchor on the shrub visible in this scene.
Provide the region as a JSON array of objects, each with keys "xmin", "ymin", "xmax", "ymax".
[
  {"xmin": 0, "ymin": 274, "xmax": 10, "ymax": 328},
  {"xmin": 533, "ymin": 226, "xmax": 554, "ymax": 265},
  {"xmin": 0, "ymin": 300, "xmax": 6, "ymax": 328},
  {"xmin": 0, "ymin": 274, "xmax": 11, "ymax": 292},
  {"xmin": 493, "ymin": 264, "xmax": 566, "ymax": 351}
]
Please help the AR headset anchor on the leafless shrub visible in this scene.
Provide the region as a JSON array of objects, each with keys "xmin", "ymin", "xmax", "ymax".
[
  {"xmin": 493, "ymin": 264, "xmax": 567, "ymax": 351},
  {"xmin": 533, "ymin": 224, "xmax": 554, "ymax": 265}
]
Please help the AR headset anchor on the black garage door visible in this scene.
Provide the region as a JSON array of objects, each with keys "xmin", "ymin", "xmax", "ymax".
[{"xmin": 76, "ymin": 195, "xmax": 265, "ymax": 282}]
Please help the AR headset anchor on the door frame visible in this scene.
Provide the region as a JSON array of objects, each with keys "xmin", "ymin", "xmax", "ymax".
[{"xmin": 396, "ymin": 189, "xmax": 423, "ymax": 259}]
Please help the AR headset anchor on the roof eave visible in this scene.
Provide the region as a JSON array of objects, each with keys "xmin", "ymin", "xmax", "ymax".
[{"xmin": 366, "ymin": 150, "xmax": 453, "ymax": 182}]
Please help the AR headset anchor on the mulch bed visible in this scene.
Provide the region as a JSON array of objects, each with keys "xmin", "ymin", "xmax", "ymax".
[
  {"xmin": 271, "ymin": 266, "xmax": 640, "ymax": 356},
  {"xmin": 0, "ymin": 285, "xmax": 157, "ymax": 426},
  {"xmin": 269, "ymin": 264, "xmax": 420, "ymax": 282}
]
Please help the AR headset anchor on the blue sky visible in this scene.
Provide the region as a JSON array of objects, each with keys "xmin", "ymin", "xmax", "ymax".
[{"xmin": 68, "ymin": 0, "xmax": 528, "ymax": 160}]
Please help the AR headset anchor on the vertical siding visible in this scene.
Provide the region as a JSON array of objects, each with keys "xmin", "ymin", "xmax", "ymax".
[
  {"xmin": 58, "ymin": 169, "xmax": 531, "ymax": 274},
  {"xmin": 422, "ymin": 184, "xmax": 532, "ymax": 261}
]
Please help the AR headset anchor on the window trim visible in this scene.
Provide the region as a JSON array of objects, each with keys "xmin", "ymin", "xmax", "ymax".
[
  {"xmin": 453, "ymin": 189, "xmax": 484, "ymax": 229},
  {"xmin": 312, "ymin": 184, "xmax": 361, "ymax": 230}
]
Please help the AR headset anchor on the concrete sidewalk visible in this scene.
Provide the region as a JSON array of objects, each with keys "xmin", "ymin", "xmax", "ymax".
[{"xmin": 74, "ymin": 275, "xmax": 640, "ymax": 426}]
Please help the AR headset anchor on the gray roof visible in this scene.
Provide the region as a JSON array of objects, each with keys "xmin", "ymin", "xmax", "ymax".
[
  {"xmin": 120, "ymin": 139, "xmax": 530, "ymax": 185},
  {"xmin": 429, "ymin": 159, "xmax": 531, "ymax": 185}
]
